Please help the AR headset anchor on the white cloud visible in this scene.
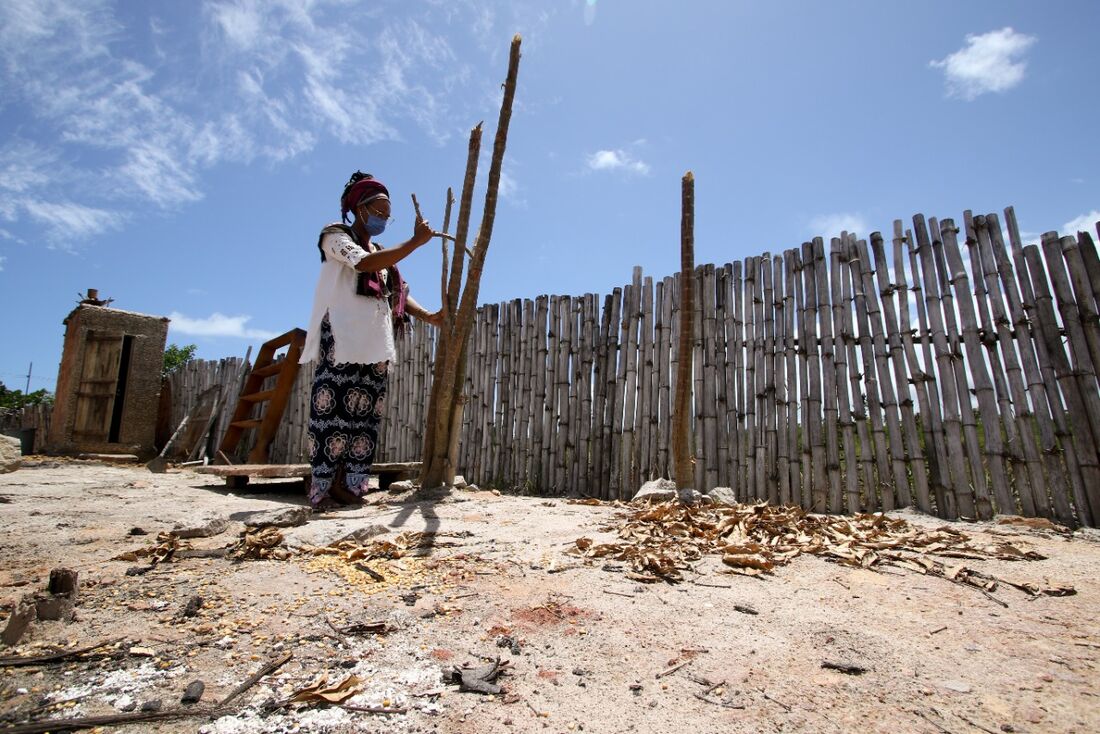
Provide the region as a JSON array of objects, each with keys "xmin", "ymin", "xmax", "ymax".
[
  {"xmin": 809, "ymin": 213, "xmax": 869, "ymax": 239},
  {"xmin": 19, "ymin": 199, "xmax": 126, "ymax": 243},
  {"xmin": 168, "ymin": 311, "xmax": 277, "ymax": 340},
  {"xmin": 1063, "ymin": 210, "xmax": 1100, "ymax": 236},
  {"xmin": 0, "ymin": 254, "xmax": 6, "ymax": 271},
  {"xmin": 0, "ymin": 0, "xmax": 493, "ymax": 246},
  {"xmin": 586, "ymin": 149, "xmax": 650, "ymax": 175},
  {"xmin": 930, "ymin": 27, "xmax": 1036, "ymax": 100}
]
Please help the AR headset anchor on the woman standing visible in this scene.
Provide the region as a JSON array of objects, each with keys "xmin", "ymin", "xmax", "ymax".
[{"xmin": 301, "ymin": 171, "xmax": 442, "ymax": 509}]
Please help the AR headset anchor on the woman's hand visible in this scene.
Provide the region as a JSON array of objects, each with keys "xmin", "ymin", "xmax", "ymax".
[
  {"xmin": 422, "ymin": 309, "xmax": 445, "ymax": 328},
  {"xmin": 411, "ymin": 218, "xmax": 434, "ymax": 247}
]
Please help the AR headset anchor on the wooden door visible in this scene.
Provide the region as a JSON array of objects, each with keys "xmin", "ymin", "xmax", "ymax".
[{"xmin": 72, "ymin": 331, "xmax": 123, "ymax": 441}]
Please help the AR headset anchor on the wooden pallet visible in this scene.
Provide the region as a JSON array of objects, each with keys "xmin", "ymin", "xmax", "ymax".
[
  {"xmin": 217, "ymin": 329, "xmax": 306, "ymax": 464},
  {"xmin": 194, "ymin": 462, "xmax": 421, "ymax": 490}
]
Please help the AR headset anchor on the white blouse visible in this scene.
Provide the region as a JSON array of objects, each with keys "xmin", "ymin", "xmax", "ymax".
[{"xmin": 300, "ymin": 229, "xmax": 396, "ymax": 366}]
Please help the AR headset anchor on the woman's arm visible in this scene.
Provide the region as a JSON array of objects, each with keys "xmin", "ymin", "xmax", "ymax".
[
  {"xmin": 354, "ymin": 219, "xmax": 434, "ymax": 273},
  {"xmin": 406, "ymin": 293, "xmax": 444, "ymax": 327}
]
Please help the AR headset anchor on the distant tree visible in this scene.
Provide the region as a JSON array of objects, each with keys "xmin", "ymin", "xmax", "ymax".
[
  {"xmin": 163, "ymin": 344, "xmax": 197, "ymax": 377},
  {"xmin": 0, "ymin": 380, "xmax": 54, "ymax": 410}
]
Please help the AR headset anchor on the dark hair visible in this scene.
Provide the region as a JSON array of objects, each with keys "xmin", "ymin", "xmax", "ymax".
[{"xmin": 342, "ymin": 170, "xmax": 374, "ymax": 200}]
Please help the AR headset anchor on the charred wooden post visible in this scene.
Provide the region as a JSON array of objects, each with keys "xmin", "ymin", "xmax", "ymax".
[{"xmin": 672, "ymin": 172, "xmax": 696, "ymax": 490}]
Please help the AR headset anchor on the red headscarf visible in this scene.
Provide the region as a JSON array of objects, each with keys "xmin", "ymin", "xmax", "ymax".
[{"xmin": 341, "ymin": 177, "xmax": 390, "ymax": 223}]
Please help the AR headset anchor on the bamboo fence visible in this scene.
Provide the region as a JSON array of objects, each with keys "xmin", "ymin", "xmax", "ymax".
[{"xmin": 165, "ymin": 208, "xmax": 1100, "ymax": 527}]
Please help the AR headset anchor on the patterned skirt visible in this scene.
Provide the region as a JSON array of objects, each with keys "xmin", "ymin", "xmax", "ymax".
[{"xmin": 307, "ymin": 315, "xmax": 389, "ymax": 507}]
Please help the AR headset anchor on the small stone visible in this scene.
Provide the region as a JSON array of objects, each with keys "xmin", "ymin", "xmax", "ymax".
[
  {"xmin": 238, "ymin": 507, "xmax": 311, "ymax": 528},
  {"xmin": 181, "ymin": 681, "xmax": 205, "ymax": 704},
  {"xmin": 283, "ymin": 522, "xmax": 389, "ymax": 550},
  {"xmin": 677, "ymin": 488, "xmax": 704, "ymax": 505},
  {"xmin": 176, "ymin": 595, "xmax": 203, "ymax": 619},
  {"xmin": 0, "ymin": 435, "xmax": 22, "ymax": 473},
  {"xmin": 941, "ymin": 680, "xmax": 971, "ymax": 693},
  {"xmin": 114, "ymin": 694, "xmax": 136, "ymax": 711},
  {"xmin": 631, "ymin": 478, "xmax": 678, "ymax": 503},
  {"xmin": 140, "ymin": 699, "xmax": 163, "ymax": 713},
  {"xmin": 706, "ymin": 486, "xmax": 738, "ymax": 506},
  {"xmin": 453, "ymin": 475, "xmax": 468, "ymax": 489},
  {"xmin": 173, "ymin": 513, "xmax": 229, "ymax": 539},
  {"xmin": 1039, "ymin": 673, "xmax": 1053, "ymax": 682},
  {"xmin": 388, "ymin": 480, "xmax": 416, "ymax": 493}
]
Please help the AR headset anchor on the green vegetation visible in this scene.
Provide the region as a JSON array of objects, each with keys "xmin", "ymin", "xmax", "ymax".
[{"xmin": 163, "ymin": 343, "xmax": 197, "ymax": 377}]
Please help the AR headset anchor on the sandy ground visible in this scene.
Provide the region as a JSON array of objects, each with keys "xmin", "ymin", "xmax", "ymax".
[{"xmin": 1, "ymin": 459, "xmax": 1098, "ymax": 734}]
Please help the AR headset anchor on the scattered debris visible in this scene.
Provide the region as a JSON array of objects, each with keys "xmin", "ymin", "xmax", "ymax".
[
  {"xmin": 176, "ymin": 595, "xmax": 203, "ymax": 620},
  {"xmin": 227, "ymin": 526, "xmax": 290, "ymax": 561},
  {"xmin": 112, "ymin": 532, "xmax": 186, "ymax": 565},
  {"xmin": 0, "ymin": 638, "xmax": 123, "ymax": 667},
  {"xmin": 450, "ymin": 658, "xmax": 510, "ymax": 694},
  {"xmin": 822, "ymin": 660, "xmax": 868, "ymax": 675},
  {"xmin": 219, "ymin": 652, "xmax": 293, "ymax": 707},
  {"xmin": 655, "ymin": 659, "xmax": 692, "ymax": 679},
  {"xmin": 571, "ymin": 500, "xmax": 1067, "ymax": 593}
]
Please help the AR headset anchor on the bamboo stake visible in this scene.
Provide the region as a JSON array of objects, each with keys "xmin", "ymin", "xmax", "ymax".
[
  {"xmin": 673, "ymin": 172, "xmax": 696, "ymax": 490},
  {"xmin": 602, "ymin": 289, "xmax": 622, "ymax": 498},
  {"xmin": 814, "ymin": 238, "xmax": 841, "ymax": 512},
  {"xmin": 801, "ymin": 242, "xmax": 826, "ymax": 512},
  {"xmin": 1004, "ymin": 208, "xmax": 1083, "ymax": 525},
  {"xmin": 694, "ymin": 265, "xmax": 707, "ymax": 496},
  {"xmin": 623, "ymin": 268, "xmax": 642, "ymax": 494},
  {"xmin": 913, "ymin": 216, "xmax": 971, "ymax": 518},
  {"xmin": 731, "ymin": 262, "xmax": 746, "ymax": 497},
  {"xmin": 931, "ymin": 216, "xmax": 993, "ymax": 519},
  {"xmin": 855, "ymin": 235, "xmax": 908, "ymax": 509},
  {"xmin": 973, "ymin": 214, "xmax": 1044, "ymax": 516},
  {"xmin": 784, "ymin": 251, "xmax": 801, "ymax": 506},
  {"xmin": 639, "ymin": 277, "xmax": 655, "ymax": 482},
  {"xmin": 744, "ymin": 257, "xmax": 759, "ymax": 500},
  {"xmin": 871, "ymin": 231, "xmax": 930, "ymax": 512},
  {"xmin": 657, "ymin": 279, "xmax": 673, "ymax": 481},
  {"xmin": 773, "ymin": 256, "xmax": 791, "ymax": 505},
  {"xmin": 761, "ymin": 257, "xmax": 778, "ymax": 503},
  {"xmin": 965, "ymin": 213, "xmax": 1027, "ymax": 510},
  {"xmin": 598, "ymin": 290, "xmax": 616, "ymax": 493},
  {"xmin": 703, "ymin": 265, "xmax": 720, "ymax": 493},
  {"xmin": 831, "ymin": 239, "xmax": 860, "ymax": 514},
  {"xmin": 941, "ymin": 219, "xmax": 1013, "ymax": 514},
  {"xmin": 1038, "ymin": 234, "xmax": 1100, "ymax": 522},
  {"xmin": 794, "ymin": 249, "xmax": 811, "ymax": 508},
  {"xmin": 981, "ymin": 213, "xmax": 1056, "ymax": 517}
]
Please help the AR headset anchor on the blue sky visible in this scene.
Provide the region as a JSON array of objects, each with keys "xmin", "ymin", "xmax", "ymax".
[{"xmin": 1, "ymin": 0, "xmax": 1098, "ymax": 392}]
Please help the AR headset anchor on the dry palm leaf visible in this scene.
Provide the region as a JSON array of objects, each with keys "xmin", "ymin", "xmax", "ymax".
[
  {"xmin": 112, "ymin": 532, "xmax": 188, "ymax": 565},
  {"xmin": 290, "ymin": 673, "xmax": 362, "ymax": 705},
  {"xmin": 228, "ymin": 526, "xmax": 290, "ymax": 561},
  {"xmin": 570, "ymin": 500, "xmax": 1069, "ymax": 592}
]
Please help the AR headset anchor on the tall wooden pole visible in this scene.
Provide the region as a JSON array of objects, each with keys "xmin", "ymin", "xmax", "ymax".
[{"xmin": 673, "ymin": 172, "xmax": 695, "ymax": 490}]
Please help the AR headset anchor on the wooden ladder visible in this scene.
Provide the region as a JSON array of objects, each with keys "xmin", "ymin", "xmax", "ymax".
[{"xmin": 217, "ymin": 328, "xmax": 307, "ymax": 464}]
